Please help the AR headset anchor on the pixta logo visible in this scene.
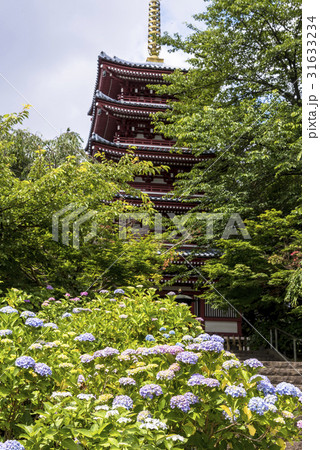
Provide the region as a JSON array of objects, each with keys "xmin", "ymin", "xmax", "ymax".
[{"xmin": 52, "ymin": 204, "xmax": 97, "ymax": 249}]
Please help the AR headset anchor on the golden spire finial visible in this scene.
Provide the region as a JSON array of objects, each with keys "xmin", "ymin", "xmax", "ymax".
[{"xmin": 146, "ymin": 0, "xmax": 164, "ymax": 63}]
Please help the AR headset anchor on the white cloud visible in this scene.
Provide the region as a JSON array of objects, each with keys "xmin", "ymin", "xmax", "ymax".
[{"xmin": 0, "ymin": 0, "xmax": 207, "ymax": 142}]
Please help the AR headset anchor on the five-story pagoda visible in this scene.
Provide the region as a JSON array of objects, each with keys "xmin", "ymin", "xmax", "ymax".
[{"xmin": 87, "ymin": 0, "xmax": 241, "ymax": 336}]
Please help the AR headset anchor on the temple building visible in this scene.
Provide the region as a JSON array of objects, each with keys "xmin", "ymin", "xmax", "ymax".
[{"xmin": 87, "ymin": 0, "xmax": 241, "ymax": 336}]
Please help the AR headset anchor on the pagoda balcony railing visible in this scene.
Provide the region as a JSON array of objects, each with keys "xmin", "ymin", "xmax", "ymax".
[
  {"xmin": 130, "ymin": 183, "xmax": 173, "ymax": 193},
  {"xmin": 114, "ymin": 137, "xmax": 176, "ymax": 148},
  {"xmin": 117, "ymin": 94, "xmax": 169, "ymax": 105}
]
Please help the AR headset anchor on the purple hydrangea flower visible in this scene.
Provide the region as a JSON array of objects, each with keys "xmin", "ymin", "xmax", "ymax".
[
  {"xmin": 225, "ymin": 385, "xmax": 247, "ymax": 398},
  {"xmin": 200, "ymin": 340, "xmax": 224, "ymax": 353},
  {"xmin": 61, "ymin": 312, "xmax": 72, "ymax": 318},
  {"xmin": 248, "ymin": 397, "xmax": 269, "ymax": 415},
  {"xmin": 170, "ymin": 392, "xmax": 199, "ymax": 412},
  {"xmin": 176, "ymin": 351, "xmax": 199, "ymax": 365},
  {"xmin": 112, "ymin": 395, "xmax": 133, "ymax": 410},
  {"xmin": 94, "ymin": 347, "xmax": 119, "ymax": 358},
  {"xmin": 15, "ymin": 356, "xmax": 36, "ymax": 369},
  {"xmin": 0, "ymin": 306, "xmax": 18, "ymax": 314},
  {"xmin": 167, "ymin": 291, "xmax": 176, "ymax": 296},
  {"xmin": 46, "ymin": 285, "xmax": 54, "ymax": 290},
  {"xmin": 74, "ymin": 333, "xmax": 95, "ymax": 342},
  {"xmin": 187, "ymin": 374, "xmax": 206, "ymax": 386},
  {"xmin": 297, "ymin": 420, "xmax": 302, "ymax": 429},
  {"xmin": 80, "ymin": 354, "xmax": 95, "ymax": 363},
  {"xmin": 25, "ymin": 318, "xmax": 44, "ymax": 328},
  {"xmin": 99, "ymin": 289, "xmax": 109, "ymax": 294},
  {"xmin": 118, "ymin": 377, "xmax": 136, "ymax": 386},
  {"xmin": 80, "ymin": 291, "xmax": 88, "ymax": 296},
  {"xmin": 243, "ymin": 358, "xmax": 264, "ymax": 369},
  {"xmin": 114, "ymin": 289, "xmax": 125, "ymax": 295},
  {"xmin": 77, "ymin": 374, "xmax": 86, "ymax": 384},
  {"xmin": 202, "ymin": 378, "xmax": 220, "ymax": 388},
  {"xmin": 139, "ymin": 384, "xmax": 163, "ymax": 399},
  {"xmin": 34, "ymin": 363, "xmax": 52, "ymax": 377}
]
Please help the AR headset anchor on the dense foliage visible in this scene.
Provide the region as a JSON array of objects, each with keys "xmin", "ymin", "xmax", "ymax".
[
  {"xmin": 151, "ymin": 0, "xmax": 302, "ymax": 335},
  {"xmin": 0, "ymin": 110, "xmax": 165, "ymax": 298},
  {"xmin": 0, "ymin": 287, "xmax": 301, "ymax": 449}
]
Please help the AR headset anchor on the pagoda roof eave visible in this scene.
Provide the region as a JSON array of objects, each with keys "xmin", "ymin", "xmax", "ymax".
[
  {"xmin": 96, "ymin": 90, "xmax": 169, "ymax": 110},
  {"xmin": 99, "ymin": 52, "xmax": 183, "ymax": 72}
]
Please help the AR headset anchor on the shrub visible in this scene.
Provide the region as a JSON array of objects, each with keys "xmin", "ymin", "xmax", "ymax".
[{"xmin": 0, "ymin": 286, "xmax": 302, "ymax": 449}]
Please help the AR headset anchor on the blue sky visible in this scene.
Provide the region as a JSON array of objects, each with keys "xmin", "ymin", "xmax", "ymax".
[{"xmin": 0, "ymin": 0, "xmax": 206, "ymax": 143}]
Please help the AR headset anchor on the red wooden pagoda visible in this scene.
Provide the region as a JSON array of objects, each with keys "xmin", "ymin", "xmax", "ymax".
[{"xmin": 87, "ymin": 0, "xmax": 241, "ymax": 336}]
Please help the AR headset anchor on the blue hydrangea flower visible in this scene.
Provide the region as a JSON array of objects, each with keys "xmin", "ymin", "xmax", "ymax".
[
  {"xmin": 248, "ymin": 397, "xmax": 269, "ymax": 415},
  {"xmin": 25, "ymin": 318, "xmax": 44, "ymax": 328},
  {"xmin": 159, "ymin": 327, "xmax": 166, "ymax": 332},
  {"xmin": 163, "ymin": 333, "xmax": 170, "ymax": 338},
  {"xmin": 112, "ymin": 395, "xmax": 133, "ymax": 410},
  {"xmin": 176, "ymin": 351, "xmax": 199, "ymax": 365},
  {"xmin": 0, "ymin": 441, "xmax": 25, "ymax": 449},
  {"xmin": 0, "ymin": 330, "xmax": 12, "ymax": 336},
  {"xmin": 197, "ymin": 333, "xmax": 211, "ymax": 341},
  {"xmin": 169, "ymin": 330, "xmax": 175, "ymax": 335},
  {"xmin": 34, "ymin": 363, "xmax": 52, "ymax": 377},
  {"xmin": 145, "ymin": 334, "xmax": 155, "ymax": 341},
  {"xmin": 275, "ymin": 382, "xmax": 301, "ymax": 397},
  {"xmin": 225, "ymin": 385, "xmax": 247, "ymax": 398},
  {"xmin": 114, "ymin": 289, "xmax": 125, "ymax": 295},
  {"xmin": 118, "ymin": 377, "xmax": 136, "ymax": 386},
  {"xmin": 257, "ymin": 379, "xmax": 276, "ymax": 395},
  {"xmin": 44, "ymin": 323, "xmax": 58, "ymax": 329},
  {"xmin": 211, "ymin": 334, "xmax": 225, "ymax": 343},
  {"xmin": 139, "ymin": 384, "xmax": 163, "ymax": 399},
  {"xmin": 74, "ymin": 333, "xmax": 95, "ymax": 342},
  {"xmin": 222, "ymin": 360, "xmax": 241, "ymax": 370},
  {"xmin": 15, "ymin": 356, "xmax": 36, "ymax": 369},
  {"xmin": 61, "ymin": 312, "xmax": 72, "ymax": 318},
  {"xmin": 20, "ymin": 311, "xmax": 36, "ymax": 318},
  {"xmin": 243, "ymin": 358, "xmax": 264, "ymax": 369},
  {"xmin": 264, "ymin": 394, "xmax": 278, "ymax": 405},
  {"xmin": 200, "ymin": 340, "xmax": 224, "ymax": 353},
  {"xmin": 0, "ymin": 306, "xmax": 18, "ymax": 314}
]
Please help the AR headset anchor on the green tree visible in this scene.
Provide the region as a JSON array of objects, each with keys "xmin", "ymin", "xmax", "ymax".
[
  {"xmin": 153, "ymin": 0, "xmax": 301, "ymax": 216},
  {"xmin": 151, "ymin": 0, "xmax": 302, "ymax": 335},
  {"xmin": 0, "ymin": 110, "xmax": 165, "ymax": 298}
]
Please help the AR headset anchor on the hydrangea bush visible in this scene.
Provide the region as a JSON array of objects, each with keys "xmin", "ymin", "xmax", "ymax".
[{"xmin": 0, "ymin": 286, "xmax": 302, "ymax": 449}]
